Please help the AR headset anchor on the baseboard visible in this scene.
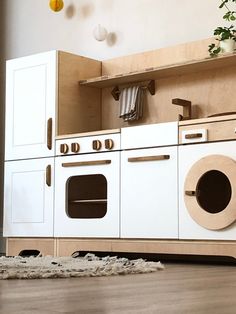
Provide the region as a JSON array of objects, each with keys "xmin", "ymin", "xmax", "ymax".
[{"xmin": 0, "ymin": 228, "xmax": 6, "ymax": 255}]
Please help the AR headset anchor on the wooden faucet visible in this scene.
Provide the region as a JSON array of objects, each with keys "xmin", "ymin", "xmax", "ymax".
[{"xmin": 172, "ymin": 98, "xmax": 192, "ymax": 121}]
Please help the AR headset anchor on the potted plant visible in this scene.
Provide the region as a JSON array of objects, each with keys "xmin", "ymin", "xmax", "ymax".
[{"xmin": 208, "ymin": 0, "xmax": 236, "ymax": 56}]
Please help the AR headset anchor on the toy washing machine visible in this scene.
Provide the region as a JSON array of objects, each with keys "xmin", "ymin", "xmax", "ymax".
[{"xmin": 179, "ymin": 115, "xmax": 236, "ymax": 240}]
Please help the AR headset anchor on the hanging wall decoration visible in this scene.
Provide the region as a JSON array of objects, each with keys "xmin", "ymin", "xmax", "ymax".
[
  {"xmin": 93, "ymin": 24, "xmax": 108, "ymax": 41},
  {"xmin": 49, "ymin": 0, "xmax": 64, "ymax": 12}
]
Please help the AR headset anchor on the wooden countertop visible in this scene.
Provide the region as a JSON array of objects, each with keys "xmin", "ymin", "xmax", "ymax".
[
  {"xmin": 56, "ymin": 128, "xmax": 121, "ymax": 140},
  {"xmin": 179, "ymin": 114, "xmax": 236, "ymax": 126}
]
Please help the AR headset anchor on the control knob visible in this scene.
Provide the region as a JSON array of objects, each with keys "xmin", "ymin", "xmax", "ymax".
[
  {"xmin": 71, "ymin": 142, "xmax": 80, "ymax": 153},
  {"xmin": 105, "ymin": 139, "xmax": 114, "ymax": 150},
  {"xmin": 92, "ymin": 140, "xmax": 102, "ymax": 151},
  {"xmin": 60, "ymin": 143, "xmax": 69, "ymax": 154}
]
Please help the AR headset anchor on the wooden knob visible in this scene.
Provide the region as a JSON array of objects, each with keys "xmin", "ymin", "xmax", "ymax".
[
  {"xmin": 92, "ymin": 140, "xmax": 102, "ymax": 151},
  {"xmin": 60, "ymin": 143, "xmax": 69, "ymax": 154},
  {"xmin": 105, "ymin": 139, "xmax": 114, "ymax": 150},
  {"xmin": 71, "ymin": 142, "xmax": 80, "ymax": 153}
]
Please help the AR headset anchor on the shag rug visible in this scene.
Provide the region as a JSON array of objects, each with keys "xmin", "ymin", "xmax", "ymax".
[{"xmin": 0, "ymin": 253, "xmax": 164, "ymax": 280}]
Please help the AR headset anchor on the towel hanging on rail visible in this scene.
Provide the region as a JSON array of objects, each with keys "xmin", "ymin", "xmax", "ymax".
[{"xmin": 119, "ymin": 86, "xmax": 144, "ymax": 121}]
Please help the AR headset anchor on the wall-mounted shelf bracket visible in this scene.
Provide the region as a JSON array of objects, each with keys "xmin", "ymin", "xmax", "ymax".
[
  {"xmin": 111, "ymin": 80, "xmax": 156, "ymax": 101},
  {"xmin": 172, "ymin": 98, "xmax": 192, "ymax": 121}
]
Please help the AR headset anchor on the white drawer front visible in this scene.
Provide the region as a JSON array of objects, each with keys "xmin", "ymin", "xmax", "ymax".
[
  {"xmin": 121, "ymin": 122, "xmax": 178, "ymax": 149},
  {"xmin": 181, "ymin": 128, "xmax": 208, "ymax": 144}
]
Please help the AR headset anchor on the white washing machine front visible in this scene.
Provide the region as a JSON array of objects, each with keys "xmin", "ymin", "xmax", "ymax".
[{"xmin": 179, "ymin": 140, "xmax": 236, "ymax": 240}]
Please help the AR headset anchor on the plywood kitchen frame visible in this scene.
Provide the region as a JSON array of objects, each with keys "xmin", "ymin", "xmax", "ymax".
[{"xmin": 4, "ymin": 38, "xmax": 236, "ymax": 260}]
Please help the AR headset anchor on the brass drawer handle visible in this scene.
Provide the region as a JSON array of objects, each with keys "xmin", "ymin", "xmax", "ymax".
[
  {"xmin": 185, "ymin": 133, "xmax": 203, "ymax": 139},
  {"xmin": 47, "ymin": 118, "xmax": 52, "ymax": 150},
  {"xmin": 46, "ymin": 165, "xmax": 51, "ymax": 187},
  {"xmin": 128, "ymin": 155, "xmax": 170, "ymax": 163},
  {"xmin": 62, "ymin": 160, "xmax": 111, "ymax": 167}
]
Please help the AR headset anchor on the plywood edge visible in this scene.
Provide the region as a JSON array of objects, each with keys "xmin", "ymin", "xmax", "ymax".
[
  {"xmin": 81, "ymin": 51, "xmax": 236, "ymax": 88},
  {"xmin": 6, "ymin": 238, "xmax": 236, "ymax": 259},
  {"xmin": 58, "ymin": 50, "xmax": 100, "ymax": 64},
  {"xmin": 56, "ymin": 238, "xmax": 236, "ymax": 259},
  {"xmin": 179, "ymin": 114, "xmax": 236, "ymax": 126},
  {"xmin": 55, "ymin": 128, "xmax": 120, "ymax": 140}
]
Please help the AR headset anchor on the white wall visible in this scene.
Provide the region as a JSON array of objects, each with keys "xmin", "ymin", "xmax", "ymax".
[{"xmin": 4, "ymin": 0, "xmax": 224, "ymax": 61}]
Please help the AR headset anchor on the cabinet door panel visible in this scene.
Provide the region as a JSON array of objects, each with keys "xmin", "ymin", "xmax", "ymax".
[
  {"xmin": 4, "ymin": 158, "xmax": 54, "ymax": 237},
  {"xmin": 121, "ymin": 146, "xmax": 178, "ymax": 239},
  {"xmin": 11, "ymin": 171, "xmax": 45, "ymax": 223},
  {"xmin": 5, "ymin": 51, "xmax": 56, "ymax": 160},
  {"xmin": 54, "ymin": 152, "xmax": 120, "ymax": 238}
]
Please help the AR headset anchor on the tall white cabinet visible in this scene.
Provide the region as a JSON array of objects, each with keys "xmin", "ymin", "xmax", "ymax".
[
  {"xmin": 3, "ymin": 51, "xmax": 101, "ymax": 237},
  {"xmin": 5, "ymin": 51, "xmax": 57, "ymax": 161}
]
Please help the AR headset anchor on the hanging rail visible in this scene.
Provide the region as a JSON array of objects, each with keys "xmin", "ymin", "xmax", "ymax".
[{"xmin": 111, "ymin": 80, "xmax": 156, "ymax": 101}]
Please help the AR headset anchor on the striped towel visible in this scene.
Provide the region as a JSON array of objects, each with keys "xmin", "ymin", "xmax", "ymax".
[{"xmin": 119, "ymin": 86, "xmax": 144, "ymax": 121}]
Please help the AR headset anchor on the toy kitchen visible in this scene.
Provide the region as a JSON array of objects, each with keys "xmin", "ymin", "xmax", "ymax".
[{"xmin": 3, "ymin": 38, "xmax": 236, "ymax": 260}]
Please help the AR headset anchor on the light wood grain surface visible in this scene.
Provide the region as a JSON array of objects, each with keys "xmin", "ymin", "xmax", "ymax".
[
  {"xmin": 57, "ymin": 51, "xmax": 101, "ymax": 135},
  {"xmin": 100, "ymin": 39, "xmax": 236, "ymax": 130},
  {"xmin": 0, "ymin": 261, "xmax": 236, "ymax": 314},
  {"xmin": 7, "ymin": 238, "xmax": 236, "ymax": 259}
]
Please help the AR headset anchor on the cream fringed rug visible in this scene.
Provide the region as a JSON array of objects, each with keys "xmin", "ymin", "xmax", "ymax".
[{"xmin": 0, "ymin": 253, "xmax": 164, "ymax": 279}]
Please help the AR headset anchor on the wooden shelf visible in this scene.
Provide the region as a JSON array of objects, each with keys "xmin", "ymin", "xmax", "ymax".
[{"xmin": 79, "ymin": 52, "xmax": 236, "ymax": 88}]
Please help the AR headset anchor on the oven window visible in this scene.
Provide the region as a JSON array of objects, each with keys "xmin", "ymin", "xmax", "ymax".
[
  {"xmin": 196, "ymin": 170, "xmax": 232, "ymax": 214},
  {"xmin": 66, "ymin": 174, "xmax": 107, "ymax": 219}
]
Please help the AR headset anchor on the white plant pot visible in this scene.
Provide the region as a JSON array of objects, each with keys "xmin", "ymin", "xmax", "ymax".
[{"xmin": 220, "ymin": 39, "xmax": 235, "ymax": 53}]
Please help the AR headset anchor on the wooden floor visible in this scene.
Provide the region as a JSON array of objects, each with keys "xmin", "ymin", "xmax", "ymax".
[{"xmin": 0, "ymin": 261, "xmax": 236, "ymax": 314}]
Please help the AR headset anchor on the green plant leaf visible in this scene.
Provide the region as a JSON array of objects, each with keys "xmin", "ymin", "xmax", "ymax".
[{"xmin": 219, "ymin": 0, "xmax": 229, "ymax": 8}]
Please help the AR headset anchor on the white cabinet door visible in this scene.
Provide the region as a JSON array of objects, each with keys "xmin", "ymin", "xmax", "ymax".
[
  {"xmin": 3, "ymin": 158, "xmax": 54, "ymax": 237},
  {"xmin": 5, "ymin": 51, "xmax": 57, "ymax": 161},
  {"xmin": 121, "ymin": 146, "xmax": 178, "ymax": 239}
]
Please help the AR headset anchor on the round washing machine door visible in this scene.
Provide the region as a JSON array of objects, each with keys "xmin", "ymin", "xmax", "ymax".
[{"xmin": 184, "ymin": 154, "xmax": 236, "ymax": 230}]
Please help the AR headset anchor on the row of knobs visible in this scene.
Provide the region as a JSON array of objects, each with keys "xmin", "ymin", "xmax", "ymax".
[{"xmin": 60, "ymin": 139, "xmax": 114, "ymax": 154}]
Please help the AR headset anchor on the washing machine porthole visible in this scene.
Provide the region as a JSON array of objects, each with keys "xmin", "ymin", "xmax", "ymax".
[
  {"xmin": 196, "ymin": 170, "xmax": 232, "ymax": 214},
  {"xmin": 184, "ymin": 154, "xmax": 236, "ymax": 230}
]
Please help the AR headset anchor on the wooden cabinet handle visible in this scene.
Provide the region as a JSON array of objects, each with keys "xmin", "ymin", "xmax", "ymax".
[
  {"xmin": 185, "ymin": 133, "xmax": 202, "ymax": 139},
  {"xmin": 128, "ymin": 155, "xmax": 170, "ymax": 163},
  {"xmin": 46, "ymin": 165, "xmax": 51, "ymax": 187},
  {"xmin": 185, "ymin": 190, "xmax": 200, "ymax": 196},
  {"xmin": 62, "ymin": 160, "xmax": 111, "ymax": 167},
  {"xmin": 47, "ymin": 118, "xmax": 52, "ymax": 150}
]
